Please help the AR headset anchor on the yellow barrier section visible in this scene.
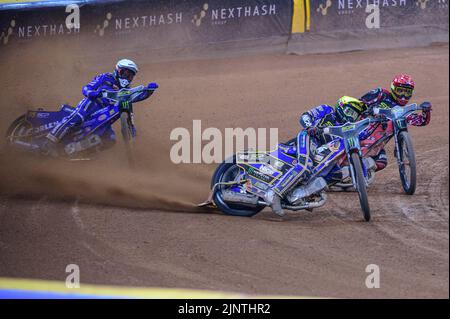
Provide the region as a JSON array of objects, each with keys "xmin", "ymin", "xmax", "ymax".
[
  {"xmin": 0, "ymin": 277, "xmax": 320, "ymax": 299},
  {"xmin": 305, "ymin": 0, "xmax": 310, "ymax": 31},
  {"xmin": 292, "ymin": 0, "xmax": 311, "ymax": 33}
]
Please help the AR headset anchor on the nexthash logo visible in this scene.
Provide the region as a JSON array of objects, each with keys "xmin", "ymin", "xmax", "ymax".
[
  {"xmin": 319, "ymin": 0, "xmax": 407, "ymax": 16},
  {"xmin": 0, "ymin": 19, "xmax": 16, "ymax": 45},
  {"xmin": 210, "ymin": 4, "xmax": 277, "ymax": 25},
  {"xmin": 95, "ymin": 12, "xmax": 112, "ymax": 36},
  {"xmin": 192, "ymin": 3, "xmax": 209, "ymax": 27},
  {"xmin": 416, "ymin": 0, "xmax": 430, "ymax": 9},
  {"xmin": 317, "ymin": 0, "xmax": 332, "ymax": 15}
]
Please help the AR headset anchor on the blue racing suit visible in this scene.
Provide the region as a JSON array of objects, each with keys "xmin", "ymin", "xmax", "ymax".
[
  {"xmin": 297, "ymin": 104, "xmax": 357, "ymax": 183},
  {"xmin": 298, "ymin": 104, "xmax": 370, "ymax": 165},
  {"xmin": 47, "ymin": 73, "xmax": 151, "ymax": 146},
  {"xmin": 299, "ymin": 104, "xmax": 345, "ymax": 145}
]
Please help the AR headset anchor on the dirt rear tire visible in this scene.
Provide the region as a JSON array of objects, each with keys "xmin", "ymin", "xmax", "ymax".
[
  {"xmin": 6, "ymin": 115, "xmax": 28, "ymax": 141},
  {"xmin": 211, "ymin": 157, "xmax": 265, "ymax": 217},
  {"xmin": 5, "ymin": 115, "xmax": 35, "ymax": 153},
  {"xmin": 351, "ymin": 152, "xmax": 371, "ymax": 221},
  {"xmin": 398, "ymin": 131, "xmax": 417, "ymax": 195}
]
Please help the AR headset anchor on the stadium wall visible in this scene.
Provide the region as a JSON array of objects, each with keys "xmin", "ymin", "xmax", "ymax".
[
  {"xmin": 0, "ymin": 0, "xmax": 448, "ymax": 60},
  {"xmin": 288, "ymin": 0, "xmax": 449, "ymax": 54}
]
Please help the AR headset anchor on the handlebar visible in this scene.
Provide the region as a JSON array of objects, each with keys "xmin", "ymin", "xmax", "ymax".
[
  {"xmin": 322, "ymin": 118, "xmax": 373, "ymax": 137},
  {"xmin": 321, "ymin": 117, "xmax": 384, "ymax": 137},
  {"xmin": 101, "ymin": 83, "xmax": 158, "ymax": 103},
  {"xmin": 372, "ymin": 103, "xmax": 425, "ymax": 120}
]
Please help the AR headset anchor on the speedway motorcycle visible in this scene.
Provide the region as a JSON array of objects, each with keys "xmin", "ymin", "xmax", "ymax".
[
  {"xmin": 331, "ymin": 102, "xmax": 429, "ymax": 195},
  {"xmin": 200, "ymin": 118, "xmax": 383, "ymax": 221},
  {"xmin": 5, "ymin": 83, "xmax": 158, "ymax": 165}
]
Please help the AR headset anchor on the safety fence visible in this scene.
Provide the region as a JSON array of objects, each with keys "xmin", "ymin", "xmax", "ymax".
[{"xmin": 0, "ymin": 1, "xmax": 448, "ymax": 58}]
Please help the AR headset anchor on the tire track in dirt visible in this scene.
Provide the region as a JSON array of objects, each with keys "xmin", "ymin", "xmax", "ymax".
[{"xmin": 0, "ymin": 44, "xmax": 447, "ymax": 298}]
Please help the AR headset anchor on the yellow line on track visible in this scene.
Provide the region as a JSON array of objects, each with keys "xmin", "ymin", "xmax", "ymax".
[{"xmin": 0, "ymin": 277, "xmax": 321, "ymax": 299}]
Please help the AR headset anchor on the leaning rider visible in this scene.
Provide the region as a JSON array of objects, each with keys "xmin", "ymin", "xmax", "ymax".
[
  {"xmin": 299, "ymin": 96, "xmax": 368, "ymax": 145},
  {"xmin": 359, "ymin": 74, "xmax": 432, "ymax": 171},
  {"xmin": 43, "ymin": 59, "xmax": 154, "ymax": 154},
  {"xmin": 268, "ymin": 96, "xmax": 367, "ymax": 217}
]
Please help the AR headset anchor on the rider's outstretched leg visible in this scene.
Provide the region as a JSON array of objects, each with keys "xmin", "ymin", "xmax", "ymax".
[
  {"xmin": 47, "ymin": 98, "xmax": 93, "ymax": 143},
  {"xmin": 42, "ymin": 99, "xmax": 95, "ymax": 155}
]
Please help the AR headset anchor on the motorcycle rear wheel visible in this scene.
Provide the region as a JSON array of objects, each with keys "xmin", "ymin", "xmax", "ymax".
[
  {"xmin": 5, "ymin": 115, "xmax": 34, "ymax": 148},
  {"xmin": 211, "ymin": 157, "xmax": 265, "ymax": 217}
]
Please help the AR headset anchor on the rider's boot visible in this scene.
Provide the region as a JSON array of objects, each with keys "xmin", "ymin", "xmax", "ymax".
[
  {"xmin": 265, "ymin": 190, "xmax": 285, "ymax": 217},
  {"xmin": 271, "ymin": 194, "xmax": 285, "ymax": 217}
]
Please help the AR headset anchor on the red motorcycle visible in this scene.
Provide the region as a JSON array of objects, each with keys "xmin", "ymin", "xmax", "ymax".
[{"xmin": 331, "ymin": 103, "xmax": 429, "ymax": 195}]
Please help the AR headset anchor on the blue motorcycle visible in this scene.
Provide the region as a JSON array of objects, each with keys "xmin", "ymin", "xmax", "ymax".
[
  {"xmin": 200, "ymin": 118, "xmax": 384, "ymax": 221},
  {"xmin": 5, "ymin": 84, "xmax": 158, "ymax": 164}
]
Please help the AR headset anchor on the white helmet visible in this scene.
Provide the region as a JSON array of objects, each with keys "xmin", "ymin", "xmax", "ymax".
[{"xmin": 115, "ymin": 59, "xmax": 138, "ymax": 88}]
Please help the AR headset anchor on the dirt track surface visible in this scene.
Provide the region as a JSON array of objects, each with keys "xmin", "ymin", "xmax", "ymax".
[{"xmin": 0, "ymin": 44, "xmax": 448, "ymax": 298}]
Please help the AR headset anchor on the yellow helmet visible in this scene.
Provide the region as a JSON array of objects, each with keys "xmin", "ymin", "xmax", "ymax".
[{"xmin": 335, "ymin": 96, "xmax": 366, "ymax": 123}]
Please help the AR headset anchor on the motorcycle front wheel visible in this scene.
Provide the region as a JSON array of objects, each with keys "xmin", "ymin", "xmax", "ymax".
[
  {"xmin": 120, "ymin": 112, "xmax": 136, "ymax": 168},
  {"xmin": 350, "ymin": 152, "xmax": 371, "ymax": 221},
  {"xmin": 397, "ymin": 131, "xmax": 417, "ymax": 195}
]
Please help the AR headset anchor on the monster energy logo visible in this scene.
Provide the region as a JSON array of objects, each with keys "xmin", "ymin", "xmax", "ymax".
[
  {"xmin": 396, "ymin": 119, "xmax": 406, "ymax": 129},
  {"xmin": 347, "ymin": 137, "xmax": 357, "ymax": 149},
  {"xmin": 121, "ymin": 101, "xmax": 131, "ymax": 110}
]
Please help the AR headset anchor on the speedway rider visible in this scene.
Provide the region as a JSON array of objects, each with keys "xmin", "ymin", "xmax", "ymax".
[
  {"xmin": 43, "ymin": 59, "xmax": 155, "ymax": 154},
  {"xmin": 299, "ymin": 96, "xmax": 367, "ymax": 145},
  {"xmin": 269, "ymin": 96, "xmax": 366, "ymax": 217},
  {"xmin": 301, "ymin": 75, "xmax": 432, "ymax": 172},
  {"xmin": 359, "ymin": 74, "xmax": 432, "ymax": 171}
]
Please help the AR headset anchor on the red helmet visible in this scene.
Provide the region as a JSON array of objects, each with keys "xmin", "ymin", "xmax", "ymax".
[{"xmin": 390, "ymin": 74, "xmax": 415, "ymax": 106}]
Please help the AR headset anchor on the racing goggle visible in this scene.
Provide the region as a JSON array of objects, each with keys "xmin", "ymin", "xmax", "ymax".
[
  {"xmin": 341, "ymin": 106, "xmax": 359, "ymax": 121},
  {"xmin": 392, "ymin": 86, "xmax": 413, "ymax": 98},
  {"xmin": 118, "ymin": 68, "xmax": 136, "ymax": 81}
]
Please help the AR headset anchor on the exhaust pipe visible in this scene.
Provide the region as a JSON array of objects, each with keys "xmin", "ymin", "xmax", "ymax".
[
  {"xmin": 211, "ymin": 183, "xmax": 327, "ymax": 212},
  {"xmin": 221, "ymin": 190, "xmax": 265, "ymax": 207},
  {"xmin": 283, "ymin": 192, "xmax": 328, "ymax": 211},
  {"xmin": 287, "ymin": 177, "xmax": 328, "ymax": 205}
]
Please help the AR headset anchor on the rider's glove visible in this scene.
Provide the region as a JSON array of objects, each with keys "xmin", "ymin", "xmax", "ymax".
[
  {"xmin": 100, "ymin": 97, "xmax": 111, "ymax": 105},
  {"xmin": 420, "ymin": 102, "xmax": 432, "ymax": 112},
  {"xmin": 87, "ymin": 88, "xmax": 102, "ymax": 99},
  {"xmin": 147, "ymin": 82, "xmax": 159, "ymax": 90},
  {"xmin": 373, "ymin": 113, "xmax": 387, "ymax": 121},
  {"xmin": 306, "ymin": 127, "xmax": 321, "ymax": 137},
  {"xmin": 365, "ymin": 107, "xmax": 378, "ymax": 117},
  {"xmin": 372, "ymin": 113, "xmax": 388, "ymax": 130}
]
